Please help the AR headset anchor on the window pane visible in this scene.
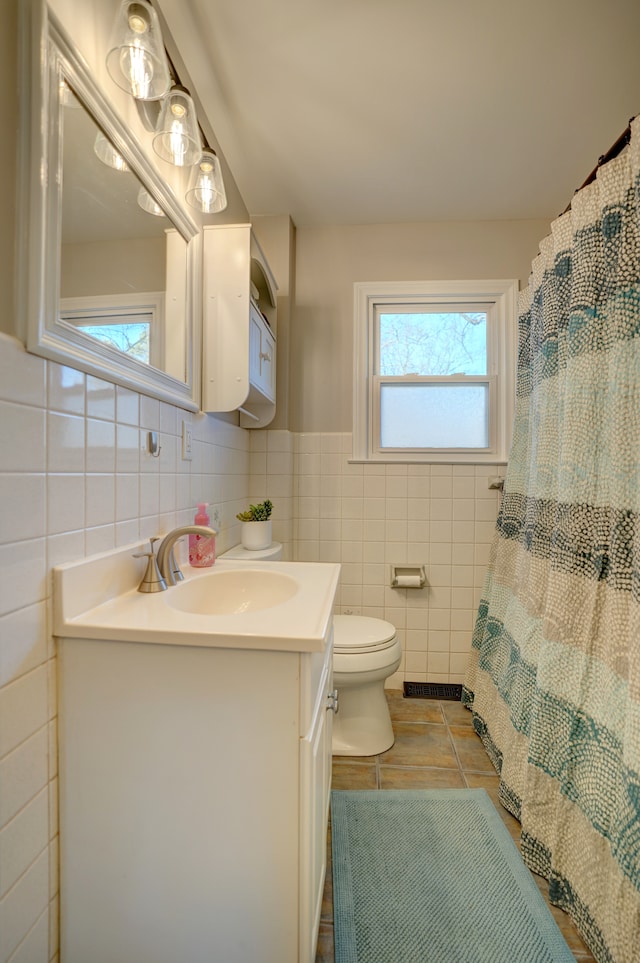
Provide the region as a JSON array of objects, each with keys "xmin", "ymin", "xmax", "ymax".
[
  {"xmin": 378, "ymin": 312, "xmax": 487, "ymax": 376},
  {"xmin": 75, "ymin": 322, "xmax": 151, "ymax": 363},
  {"xmin": 380, "ymin": 383, "xmax": 489, "ymax": 448}
]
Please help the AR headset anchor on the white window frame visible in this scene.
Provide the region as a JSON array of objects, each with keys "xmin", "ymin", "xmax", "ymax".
[{"xmin": 353, "ymin": 279, "xmax": 518, "ymax": 464}]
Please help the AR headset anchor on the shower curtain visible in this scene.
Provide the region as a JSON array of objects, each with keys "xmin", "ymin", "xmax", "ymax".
[{"xmin": 463, "ymin": 116, "xmax": 640, "ymax": 963}]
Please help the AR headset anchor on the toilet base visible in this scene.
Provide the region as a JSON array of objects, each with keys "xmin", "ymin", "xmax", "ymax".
[{"xmin": 331, "ymin": 679, "xmax": 395, "ymax": 756}]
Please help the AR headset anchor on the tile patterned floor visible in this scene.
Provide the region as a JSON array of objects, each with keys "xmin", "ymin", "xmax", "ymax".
[{"xmin": 315, "ymin": 692, "xmax": 597, "ymax": 962}]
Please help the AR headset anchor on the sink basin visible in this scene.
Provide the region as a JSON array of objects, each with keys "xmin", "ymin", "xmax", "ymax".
[{"xmin": 164, "ymin": 568, "xmax": 299, "ymax": 615}]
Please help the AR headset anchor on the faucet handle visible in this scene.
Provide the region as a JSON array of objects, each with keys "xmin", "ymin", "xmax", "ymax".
[{"xmin": 133, "ymin": 538, "xmax": 167, "ymax": 593}]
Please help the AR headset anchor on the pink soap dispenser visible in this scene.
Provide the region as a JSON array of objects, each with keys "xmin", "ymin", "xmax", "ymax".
[{"xmin": 189, "ymin": 503, "xmax": 216, "ymax": 567}]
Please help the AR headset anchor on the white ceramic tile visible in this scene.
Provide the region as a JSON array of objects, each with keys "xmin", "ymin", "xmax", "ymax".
[
  {"xmin": 86, "ymin": 419, "xmax": 115, "ymax": 473},
  {"xmin": 429, "ymin": 609, "xmax": 451, "ymax": 631},
  {"xmin": 453, "ymin": 498, "xmax": 475, "ymax": 521},
  {"xmin": 0, "ymin": 603, "xmax": 47, "ymax": 689},
  {"xmin": 476, "ymin": 497, "xmax": 500, "ymax": 522},
  {"xmin": 320, "ymin": 453, "xmax": 341, "ymax": 475},
  {"xmin": 9, "ymin": 907, "xmax": 49, "ymax": 962},
  {"xmin": 0, "ymin": 728, "xmax": 48, "ymax": 829},
  {"xmin": 0, "ymin": 788, "xmax": 48, "ymax": 902},
  {"xmin": 450, "ymin": 652, "xmax": 469, "ymax": 675},
  {"xmin": 320, "ymin": 434, "xmax": 343, "ymax": 454},
  {"xmin": 47, "ymin": 475, "xmax": 85, "ymax": 536},
  {"xmin": 266, "ymin": 452, "xmax": 291, "ymax": 475},
  {"xmin": 85, "ymin": 525, "xmax": 116, "ymax": 556},
  {"xmin": 267, "ymin": 430, "xmax": 292, "ymax": 453},
  {"xmin": 385, "ymin": 499, "xmax": 408, "ymax": 521},
  {"xmin": 430, "ymin": 521, "xmax": 452, "ymax": 544},
  {"xmin": 115, "ymin": 386, "xmax": 139, "ymax": 426},
  {"xmin": 86, "ymin": 376, "xmax": 115, "ymax": 421},
  {"xmin": 427, "ymin": 652, "xmax": 450, "ymax": 674},
  {"xmin": 452, "ymin": 476, "xmax": 476, "ymax": 498},
  {"xmin": 341, "ymin": 497, "xmax": 363, "ymax": 520},
  {"xmin": 46, "ymin": 531, "xmax": 85, "ymax": 570},
  {"xmin": 451, "ymin": 631, "xmax": 473, "ymax": 653},
  {"xmin": 0, "ymin": 665, "xmax": 48, "ymax": 760},
  {"xmin": 139, "ymin": 472, "xmax": 160, "ymax": 517},
  {"xmin": 0, "ymin": 475, "xmax": 46, "ymax": 545},
  {"xmin": 429, "ymin": 498, "xmax": 452, "ymax": 520},
  {"xmin": 405, "ymin": 651, "xmax": 427, "ymax": 675},
  {"xmin": 0, "ymin": 336, "xmax": 46, "ymax": 408},
  {"xmin": 0, "ymin": 847, "xmax": 48, "ymax": 961},
  {"xmin": 115, "ymin": 424, "xmax": 140, "ymax": 473},
  {"xmin": 47, "ymin": 364, "xmax": 85, "ymax": 415},
  {"xmin": 139, "ymin": 395, "xmax": 160, "ymax": 431},
  {"xmin": 0, "ymin": 403, "xmax": 46, "ymax": 473},
  {"xmin": 0, "ymin": 540, "xmax": 47, "ymax": 618},
  {"xmin": 405, "ymin": 629, "xmax": 429, "ymax": 652},
  {"xmin": 85, "ymin": 474, "xmax": 115, "ymax": 528},
  {"xmin": 341, "ymin": 475, "xmax": 364, "ymax": 499},
  {"xmin": 47, "ymin": 412, "xmax": 85, "ymax": 473}
]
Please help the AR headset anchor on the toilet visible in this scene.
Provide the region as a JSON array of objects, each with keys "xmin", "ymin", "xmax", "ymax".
[{"xmin": 219, "ymin": 542, "xmax": 402, "ymax": 756}]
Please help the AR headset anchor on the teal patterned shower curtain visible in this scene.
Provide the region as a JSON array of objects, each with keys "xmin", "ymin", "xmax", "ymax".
[{"xmin": 463, "ymin": 116, "xmax": 640, "ymax": 963}]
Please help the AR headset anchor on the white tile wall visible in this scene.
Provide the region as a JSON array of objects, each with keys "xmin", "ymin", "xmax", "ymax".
[
  {"xmin": 0, "ymin": 328, "xmax": 503, "ymax": 961},
  {"xmin": 253, "ymin": 430, "xmax": 502, "ymax": 691},
  {"xmin": 0, "ymin": 333, "xmax": 253, "ymax": 963}
]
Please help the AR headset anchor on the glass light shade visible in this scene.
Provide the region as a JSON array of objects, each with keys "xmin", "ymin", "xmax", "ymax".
[
  {"xmin": 106, "ymin": 0, "xmax": 171, "ymax": 101},
  {"xmin": 94, "ymin": 130, "xmax": 129, "ymax": 171},
  {"xmin": 152, "ymin": 86, "xmax": 202, "ymax": 167},
  {"xmin": 137, "ymin": 187, "xmax": 165, "ymax": 216},
  {"xmin": 185, "ymin": 150, "xmax": 228, "ymax": 213}
]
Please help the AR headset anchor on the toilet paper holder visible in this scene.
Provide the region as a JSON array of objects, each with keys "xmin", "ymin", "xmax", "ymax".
[{"xmin": 390, "ymin": 564, "xmax": 427, "ymax": 589}]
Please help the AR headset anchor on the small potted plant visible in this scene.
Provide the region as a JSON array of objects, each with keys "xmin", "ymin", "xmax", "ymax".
[{"xmin": 236, "ymin": 499, "xmax": 273, "ymax": 551}]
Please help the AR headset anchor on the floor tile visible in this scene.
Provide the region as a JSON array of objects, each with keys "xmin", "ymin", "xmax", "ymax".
[
  {"xmin": 331, "ymin": 760, "xmax": 377, "ymax": 790},
  {"xmin": 380, "ymin": 721, "xmax": 458, "ymax": 769},
  {"xmin": 385, "ymin": 690, "xmax": 444, "ymax": 724},
  {"xmin": 449, "ymin": 723, "xmax": 496, "ymax": 771},
  {"xmin": 440, "ymin": 699, "xmax": 473, "ymax": 726},
  {"xmin": 379, "ymin": 766, "xmax": 465, "ymax": 790}
]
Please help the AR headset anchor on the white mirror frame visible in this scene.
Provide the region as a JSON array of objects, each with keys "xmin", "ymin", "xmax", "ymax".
[{"xmin": 17, "ymin": 0, "xmax": 202, "ymax": 411}]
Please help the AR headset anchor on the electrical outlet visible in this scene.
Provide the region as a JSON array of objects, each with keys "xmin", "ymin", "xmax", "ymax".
[{"xmin": 181, "ymin": 421, "xmax": 193, "ymax": 461}]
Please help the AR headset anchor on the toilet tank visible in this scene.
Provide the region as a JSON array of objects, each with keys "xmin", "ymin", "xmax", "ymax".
[{"xmin": 219, "ymin": 541, "xmax": 283, "ymax": 561}]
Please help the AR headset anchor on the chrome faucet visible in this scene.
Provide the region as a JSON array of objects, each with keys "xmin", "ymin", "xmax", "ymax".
[{"xmin": 156, "ymin": 525, "xmax": 218, "ymax": 586}]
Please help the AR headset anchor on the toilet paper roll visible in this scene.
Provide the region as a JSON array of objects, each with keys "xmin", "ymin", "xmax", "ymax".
[{"xmin": 394, "ymin": 575, "xmax": 422, "ymax": 588}]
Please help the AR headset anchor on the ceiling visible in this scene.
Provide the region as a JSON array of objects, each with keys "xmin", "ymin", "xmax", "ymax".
[{"xmin": 158, "ymin": 0, "xmax": 640, "ymax": 228}]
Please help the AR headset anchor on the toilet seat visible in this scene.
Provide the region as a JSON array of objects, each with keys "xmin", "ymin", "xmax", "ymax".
[{"xmin": 333, "ymin": 615, "xmax": 397, "ymax": 654}]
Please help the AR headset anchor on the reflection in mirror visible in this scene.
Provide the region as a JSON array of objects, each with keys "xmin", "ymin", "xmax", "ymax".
[
  {"xmin": 18, "ymin": 1, "xmax": 200, "ymax": 411},
  {"xmin": 58, "ymin": 77, "xmax": 188, "ymax": 384}
]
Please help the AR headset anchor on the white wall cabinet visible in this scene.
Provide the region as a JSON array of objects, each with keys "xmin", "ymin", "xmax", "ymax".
[
  {"xmin": 58, "ymin": 628, "xmax": 334, "ymax": 963},
  {"xmin": 202, "ymin": 223, "xmax": 278, "ymax": 427}
]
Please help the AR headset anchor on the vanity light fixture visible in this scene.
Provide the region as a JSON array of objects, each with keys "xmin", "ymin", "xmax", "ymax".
[
  {"xmin": 106, "ymin": 0, "xmax": 171, "ymax": 101},
  {"xmin": 185, "ymin": 149, "xmax": 227, "ymax": 213},
  {"xmin": 137, "ymin": 187, "xmax": 165, "ymax": 216},
  {"xmin": 94, "ymin": 130, "xmax": 129, "ymax": 171},
  {"xmin": 152, "ymin": 85, "xmax": 202, "ymax": 167}
]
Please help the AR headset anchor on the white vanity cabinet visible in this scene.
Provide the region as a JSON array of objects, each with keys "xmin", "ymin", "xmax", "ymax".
[
  {"xmin": 57, "ymin": 624, "xmax": 335, "ymax": 963},
  {"xmin": 202, "ymin": 223, "xmax": 278, "ymax": 426}
]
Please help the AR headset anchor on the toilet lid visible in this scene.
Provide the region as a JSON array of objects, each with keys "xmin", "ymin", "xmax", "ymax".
[{"xmin": 333, "ymin": 615, "xmax": 397, "ymax": 652}]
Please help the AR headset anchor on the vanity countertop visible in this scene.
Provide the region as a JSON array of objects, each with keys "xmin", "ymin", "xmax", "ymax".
[{"xmin": 53, "ymin": 543, "xmax": 340, "ymax": 653}]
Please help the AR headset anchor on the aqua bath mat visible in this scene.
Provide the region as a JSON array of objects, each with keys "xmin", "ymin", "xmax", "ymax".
[{"xmin": 331, "ymin": 789, "xmax": 575, "ymax": 962}]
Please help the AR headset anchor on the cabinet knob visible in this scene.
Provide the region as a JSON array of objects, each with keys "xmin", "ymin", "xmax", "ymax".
[
  {"xmin": 260, "ymin": 351, "xmax": 272, "ymax": 363},
  {"xmin": 326, "ymin": 689, "xmax": 339, "ymax": 714}
]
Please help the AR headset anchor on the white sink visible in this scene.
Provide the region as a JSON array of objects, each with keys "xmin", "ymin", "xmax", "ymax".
[
  {"xmin": 53, "ymin": 545, "xmax": 340, "ymax": 653},
  {"xmin": 165, "ymin": 569, "xmax": 299, "ymax": 615}
]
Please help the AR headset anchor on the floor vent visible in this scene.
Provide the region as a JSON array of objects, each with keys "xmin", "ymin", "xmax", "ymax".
[{"xmin": 403, "ymin": 682, "xmax": 463, "ymax": 701}]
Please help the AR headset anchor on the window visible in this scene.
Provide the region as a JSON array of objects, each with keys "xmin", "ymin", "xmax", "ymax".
[{"xmin": 353, "ymin": 280, "xmax": 518, "ymax": 464}]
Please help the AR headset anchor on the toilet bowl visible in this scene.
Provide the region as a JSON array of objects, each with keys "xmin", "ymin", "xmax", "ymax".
[{"xmin": 219, "ymin": 542, "xmax": 401, "ymax": 756}]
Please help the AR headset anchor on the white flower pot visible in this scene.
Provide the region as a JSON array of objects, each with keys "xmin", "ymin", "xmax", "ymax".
[{"xmin": 240, "ymin": 520, "xmax": 272, "ymax": 551}]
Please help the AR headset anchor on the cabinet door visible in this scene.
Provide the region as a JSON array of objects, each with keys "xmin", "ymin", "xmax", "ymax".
[
  {"xmin": 299, "ymin": 659, "xmax": 333, "ymax": 963},
  {"xmin": 249, "ymin": 306, "xmax": 276, "ymax": 402}
]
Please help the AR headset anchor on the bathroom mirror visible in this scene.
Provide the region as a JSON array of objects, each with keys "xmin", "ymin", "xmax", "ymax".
[{"xmin": 18, "ymin": 1, "xmax": 201, "ymax": 410}]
